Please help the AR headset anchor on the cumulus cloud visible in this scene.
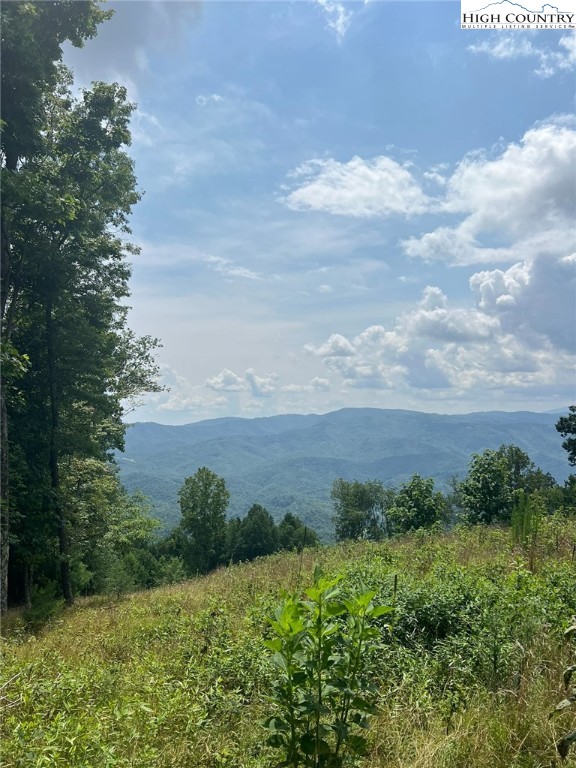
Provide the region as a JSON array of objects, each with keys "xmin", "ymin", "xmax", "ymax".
[
  {"xmin": 305, "ymin": 250, "xmax": 576, "ymax": 395},
  {"xmin": 206, "ymin": 369, "xmax": 246, "ymax": 392},
  {"xmin": 144, "ymin": 365, "xmax": 228, "ymax": 416},
  {"xmin": 284, "ymin": 120, "xmax": 574, "ymax": 268},
  {"xmin": 403, "ymin": 120, "xmax": 576, "ymax": 265},
  {"xmin": 469, "ymin": 32, "xmax": 576, "ymax": 78},
  {"xmin": 305, "ymin": 333, "xmax": 356, "ymax": 357},
  {"xmin": 281, "ymin": 377, "xmax": 331, "ymax": 394},
  {"xmin": 245, "ymin": 369, "xmax": 278, "ymax": 398},
  {"xmin": 283, "ymin": 156, "xmax": 429, "ymax": 218},
  {"xmin": 470, "ymin": 252, "xmax": 576, "ymax": 352},
  {"xmin": 205, "ymin": 368, "xmax": 280, "ymax": 398}
]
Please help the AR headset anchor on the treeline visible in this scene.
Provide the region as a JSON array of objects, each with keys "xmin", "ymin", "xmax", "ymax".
[
  {"xmin": 331, "ymin": 432, "xmax": 576, "ymax": 543},
  {"xmin": 158, "ymin": 467, "xmax": 319, "ymax": 578},
  {"xmin": 1, "ymin": 2, "xmax": 162, "ymax": 611}
]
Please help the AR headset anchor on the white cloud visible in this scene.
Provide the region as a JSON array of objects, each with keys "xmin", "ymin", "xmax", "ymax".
[
  {"xmin": 145, "ymin": 365, "xmax": 228, "ymax": 415},
  {"xmin": 206, "ymin": 369, "xmax": 246, "ymax": 392},
  {"xmin": 281, "ymin": 377, "xmax": 331, "ymax": 394},
  {"xmin": 470, "ymin": 252, "xmax": 576, "ymax": 352},
  {"xmin": 130, "ymin": 108, "xmax": 162, "ymax": 147},
  {"xmin": 283, "ymin": 156, "xmax": 429, "ymax": 218},
  {"xmin": 305, "ymin": 333, "xmax": 356, "ymax": 357},
  {"xmin": 305, "ymin": 250, "xmax": 576, "ymax": 396},
  {"xmin": 204, "ymin": 255, "xmax": 262, "ymax": 281},
  {"xmin": 245, "ymin": 368, "xmax": 279, "ymax": 398},
  {"xmin": 469, "ymin": 32, "xmax": 576, "ymax": 78},
  {"xmin": 403, "ymin": 119, "xmax": 576, "ymax": 265},
  {"xmin": 315, "ymin": 0, "xmax": 353, "ymax": 42},
  {"xmin": 196, "ymin": 93, "xmax": 224, "ymax": 106}
]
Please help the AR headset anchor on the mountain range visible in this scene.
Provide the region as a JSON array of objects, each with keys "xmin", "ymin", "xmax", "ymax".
[{"xmin": 117, "ymin": 408, "xmax": 571, "ymax": 539}]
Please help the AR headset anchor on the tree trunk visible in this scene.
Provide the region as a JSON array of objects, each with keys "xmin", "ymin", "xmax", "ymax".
[
  {"xmin": 46, "ymin": 299, "xmax": 73, "ymax": 605},
  {"xmin": 23, "ymin": 562, "xmax": 32, "ymax": 609},
  {"xmin": 0, "ymin": 386, "xmax": 9, "ymax": 614},
  {"xmin": 1, "ymin": 191, "xmax": 11, "ymax": 614}
]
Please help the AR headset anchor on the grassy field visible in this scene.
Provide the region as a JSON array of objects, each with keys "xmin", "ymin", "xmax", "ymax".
[{"xmin": 2, "ymin": 520, "xmax": 576, "ymax": 767}]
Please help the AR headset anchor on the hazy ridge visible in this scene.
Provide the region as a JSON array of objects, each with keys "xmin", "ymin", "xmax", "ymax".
[{"xmin": 118, "ymin": 408, "xmax": 569, "ymax": 538}]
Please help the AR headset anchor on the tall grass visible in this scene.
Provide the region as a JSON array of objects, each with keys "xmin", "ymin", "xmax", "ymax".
[{"xmin": 2, "ymin": 520, "xmax": 575, "ymax": 767}]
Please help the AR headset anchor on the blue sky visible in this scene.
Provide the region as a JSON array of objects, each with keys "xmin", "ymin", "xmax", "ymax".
[{"xmin": 64, "ymin": 1, "xmax": 576, "ymax": 424}]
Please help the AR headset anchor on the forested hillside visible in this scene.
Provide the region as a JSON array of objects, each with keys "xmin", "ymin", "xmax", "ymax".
[{"xmin": 119, "ymin": 408, "xmax": 570, "ymax": 536}]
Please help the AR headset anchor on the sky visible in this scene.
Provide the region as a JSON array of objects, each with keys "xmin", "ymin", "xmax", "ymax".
[{"xmin": 63, "ymin": 0, "xmax": 576, "ymax": 424}]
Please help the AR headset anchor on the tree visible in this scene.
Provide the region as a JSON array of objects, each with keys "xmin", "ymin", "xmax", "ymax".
[
  {"xmin": 458, "ymin": 449, "xmax": 514, "ymax": 525},
  {"xmin": 495, "ymin": 444, "xmax": 556, "ymax": 494},
  {"xmin": 235, "ymin": 504, "xmax": 278, "ymax": 562},
  {"xmin": 388, "ymin": 474, "xmax": 445, "ymax": 534},
  {"xmin": 1, "ymin": 0, "xmax": 113, "ymax": 613},
  {"xmin": 556, "ymin": 406, "xmax": 576, "ymax": 466},
  {"xmin": 277, "ymin": 512, "xmax": 319, "ymax": 552},
  {"xmin": 331, "ymin": 479, "xmax": 393, "ymax": 541},
  {"xmin": 178, "ymin": 468, "xmax": 230, "ymax": 574},
  {"xmin": 5, "ymin": 75, "xmax": 161, "ymax": 606}
]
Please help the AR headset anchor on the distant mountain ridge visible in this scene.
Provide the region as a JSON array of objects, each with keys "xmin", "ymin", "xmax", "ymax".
[{"xmin": 118, "ymin": 408, "xmax": 570, "ymax": 539}]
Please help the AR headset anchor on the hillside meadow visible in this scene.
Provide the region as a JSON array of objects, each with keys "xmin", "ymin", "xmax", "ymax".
[{"xmin": 2, "ymin": 520, "xmax": 576, "ymax": 768}]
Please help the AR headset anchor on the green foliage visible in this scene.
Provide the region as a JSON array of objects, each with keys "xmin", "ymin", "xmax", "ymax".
[
  {"xmin": 331, "ymin": 479, "xmax": 392, "ymax": 541},
  {"xmin": 550, "ymin": 619, "xmax": 576, "ymax": 761},
  {"xmin": 388, "ymin": 474, "xmax": 446, "ymax": 534},
  {"xmin": 556, "ymin": 406, "xmax": 576, "ymax": 467},
  {"xmin": 3, "ymin": 524, "xmax": 576, "ymax": 767},
  {"xmin": 511, "ymin": 490, "xmax": 542, "ymax": 550},
  {"xmin": 4, "ymin": 53, "xmax": 162, "ymax": 606},
  {"xmin": 496, "ymin": 444, "xmax": 557, "ymax": 494},
  {"xmin": 263, "ymin": 566, "xmax": 392, "ymax": 766},
  {"xmin": 178, "ymin": 467, "xmax": 230, "ymax": 574},
  {"xmin": 278, "ymin": 513, "xmax": 320, "ymax": 552},
  {"xmin": 458, "ymin": 449, "xmax": 515, "ymax": 524},
  {"xmin": 234, "ymin": 504, "xmax": 278, "ymax": 562},
  {"xmin": 1, "ymin": 0, "xmax": 111, "ymax": 167}
]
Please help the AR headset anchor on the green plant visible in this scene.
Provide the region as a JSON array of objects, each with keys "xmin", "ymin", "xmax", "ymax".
[
  {"xmin": 263, "ymin": 566, "xmax": 393, "ymax": 767},
  {"xmin": 550, "ymin": 618, "xmax": 576, "ymax": 761}
]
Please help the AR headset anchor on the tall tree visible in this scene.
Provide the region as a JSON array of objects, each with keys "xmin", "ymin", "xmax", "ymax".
[
  {"xmin": 178, "ymin": 468, "xmax": 230, "ymax": 574},
  {"xmin": 388, "ymin": 474, "xmax": 446, "ymax": 534},
  {"xmin": 277, "ymin": 512, "xmax": 319, "ymax": 551},
  {"xmin": 331, "ymin": 479, "xmax": 392, "ymax": 541},
  {"xmin": 458, "ymin": 449, "xmax": 514, "ymax": 525},
  {"xmin": 7, "ymin": 75, "xmax": 161, "ymax": 606},
  {"xmin": 234, "ymin": 504, "xmax": 278, "ymax": 562},
  {"xmin": 556, "ymin": 406, "xmax": 576, "ymax": 466},
  {"xmin": 495, "ymin": 444, "xmax": 556, "ymax": 494},
  {"xmin": 1, "ymin": 0, "xmax": 111, "ymax": 613}
]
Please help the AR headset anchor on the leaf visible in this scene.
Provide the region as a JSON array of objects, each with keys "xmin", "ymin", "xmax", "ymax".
[
  {"xmin": 300, "ymin": 732, "xmax": 316, "ymax": 755},
  {"xmin": 549, "ymin": 695, "xmax": 576, "ymax": 718},
  {"xmin": 325, "ymin": 602, "xmax": 346, "ymax": 617},
  {"xmin": 564, "ymin": 622, "xmax": 576, "ymax": 640},
  {"xmin": 263, "ymin": 638, "xmax": 283, "ymax": 653},
  {"xmin": 350, "ymin": 696, "xmax": 378, "ymax": 715},
  {"xmin": 563, "ymin": 666, "xmax": 576, "ymax": 690},
  {"xmin": 347, "ymin": 734, "xmax": 368, "ymax": 756},
  {"xmin": 556, "ymin": 729, "xmax": 576, "ymax": 761},
  {"xmin": 263, "ymin": 716, "xmax": 290, "ymax": 733},
  {"xmin": 266, "ymin": 733, "xmax": 288, "ymax": 749},
  {"xmin": 370, "ymin": 605, "xmax": 394, "ymax": 618}
]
